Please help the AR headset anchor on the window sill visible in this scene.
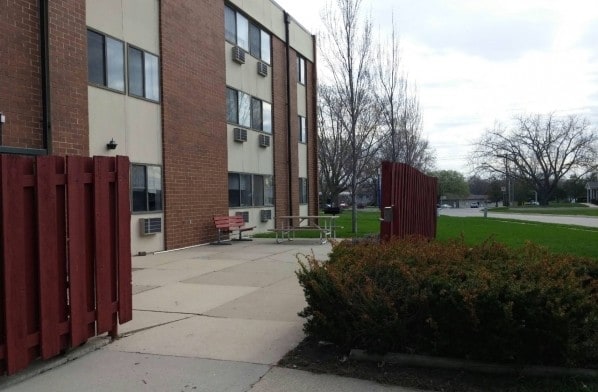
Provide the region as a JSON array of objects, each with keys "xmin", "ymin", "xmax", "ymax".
[{"xmin": 88, "ymin": 83, "xmax": 126, "ymax": 95}]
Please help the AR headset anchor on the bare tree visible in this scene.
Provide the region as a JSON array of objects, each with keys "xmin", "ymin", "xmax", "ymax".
[
  {"xmin": 317, "ymin": 86, "xmax": 352, "ymax": 205},
  {"xmin": 470, "ymin": 113, "xmax": 598, "ymax": 205},
  {"xmin": 375, "ymin": 16, "xmax": 435, "ymax": 172},
  {"xmin": 319, "ymin": 0, "xmax": 380, "ymax": 233}
]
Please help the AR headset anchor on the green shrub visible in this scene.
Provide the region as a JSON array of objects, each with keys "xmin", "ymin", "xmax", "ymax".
[{"xmin": 297, "ymin": 237, "xmax": 598, "ymax": 367}]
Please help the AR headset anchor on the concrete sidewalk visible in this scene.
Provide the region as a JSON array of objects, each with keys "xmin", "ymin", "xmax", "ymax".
[{"xmin": 0, "ymin": 239, "xmax": 423, "ymax": 392}]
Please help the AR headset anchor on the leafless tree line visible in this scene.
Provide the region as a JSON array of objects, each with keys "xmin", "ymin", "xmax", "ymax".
[
  {"xmin": 317, "ymin": 0, "xmax": 435, "ymax": 231},
  {"xmin": 470, "ymin": 113, "xmax": 598, "ymax": 205}
]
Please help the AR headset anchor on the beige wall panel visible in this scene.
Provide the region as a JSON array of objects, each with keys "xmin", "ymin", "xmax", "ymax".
[
  {"xmin": 86, "ymin": 0, "xmax": 124, "ymax": 38},
  {"xmin": 88, "ymin": 88, "xmax": 161, "ymax": 162},
  {"xmin": 131, "ymin": 214, "xmax": 164, "ymax": 255},
  {"xmin": 126, "ymin": 98, "xmax": 162, "ymax": 164},
  {"xmin": 123, "ymin": 0, "xmax": 160, "ymax": 53},
  {"xmin": 289, "ymin": 21, "xmax": 314, "ymax": 62},
  {"xmin": 226, "ymin": 43, "xmax": 272, "ymax": 102},
  {"xmin": 227, "ymin": 125, "xmax": 274, "ymax": 174},
  {"xmin": 88, "ymin": 87, "xmax": 127, "ymax": 157},
  {"xmin": 296, "ymin": 84, "xmax": 306, "ymax": 116}
]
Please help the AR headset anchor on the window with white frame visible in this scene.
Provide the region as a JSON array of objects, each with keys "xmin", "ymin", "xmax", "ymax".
[
  {"xmin": 87, "ymin": 29, "xmax": 125, "ymax": 92},
  {"xmin": 225, "ymin": 5, "xmax": 271, "ymax": 64},
  {"xmin": 226, "ymin": 87, "xmax": 272, "ymax": 133},
  {"xmin": 229, "ymin": 173, "xmax": 274, "ymax": 207},
  {"xmin": 297, "ymin": 56, "xmax": 306, "ymax": 84},
  {"xmin": 299, "ymin": 177, "xmax": 308, "ymax": 204},
  {"xmin": 127, "ymin": 45, "xmax": 160, "ymax": 101},
  {"xmin": 132, "ymin": 164, "xmax": 162, "ymax": 212},
  {"xmin": 299, "ymin": 116, "xmax": 307, "ymax": 143}
]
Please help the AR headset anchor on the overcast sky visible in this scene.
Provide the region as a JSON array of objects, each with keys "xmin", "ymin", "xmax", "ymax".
[{"xmin": 275, "ymin": 0, "xmax": 598, "ymax": 174}]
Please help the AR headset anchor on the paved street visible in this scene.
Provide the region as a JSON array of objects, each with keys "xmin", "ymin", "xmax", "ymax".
[{"xmin": 439, "ymin": 206, "xmax": 598, "ymax": 228}]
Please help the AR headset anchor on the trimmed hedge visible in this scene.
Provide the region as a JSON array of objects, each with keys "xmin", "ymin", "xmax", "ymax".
[{"xmin": 296, "ymin": 238, "xmax": 598, "ymax": 367}]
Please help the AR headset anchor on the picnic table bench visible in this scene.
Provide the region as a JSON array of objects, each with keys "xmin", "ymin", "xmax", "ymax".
[
  {"xmin": 269, "ymin": 215, "xmax": 339, "ymax": 244},
  {"xmin": 212, "ymin": 215, "xmax": 255, "ymax": 244}
]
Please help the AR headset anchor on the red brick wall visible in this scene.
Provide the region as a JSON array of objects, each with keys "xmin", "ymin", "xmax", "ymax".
[
  {"xmin": 0, "ymin": 1, "xmax": 88, "ymax": 155},
  {"xmin": 306, "ymin": 54, "xmax": 318, "ymax": 216},
  {"xmin": 272, "ymin": 37, "xmax": 300, "ymax": 221},
  {"xmin": 0, "ymin": 1, "xmax": 43, "ymax": 149},
  {"xmin": 49, "ymin": 0, "xmax": 89, "ymax": 156},
  {"xmin": 160, "ymin": 0, "xmax": 228, "ymax": 248}
]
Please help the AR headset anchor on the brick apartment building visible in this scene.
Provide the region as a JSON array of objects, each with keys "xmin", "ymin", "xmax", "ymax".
[{"xmin": 0, "ymin": 0, "xmax": 318, "ymax": 254}]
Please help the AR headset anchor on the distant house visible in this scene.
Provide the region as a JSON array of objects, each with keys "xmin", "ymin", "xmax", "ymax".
[
  {"xmin": 442, "ymin": 194, "xmax": 488, "ymax": 208},
  {"xmin": 586, "ymin": 182, "xmax": 598, "ymax": 204}
]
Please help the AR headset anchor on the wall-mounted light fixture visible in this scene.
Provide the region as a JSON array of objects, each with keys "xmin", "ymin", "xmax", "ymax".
[{"xmin": 106, "ymin": 138, "xmax": 118, "ymax": 150}]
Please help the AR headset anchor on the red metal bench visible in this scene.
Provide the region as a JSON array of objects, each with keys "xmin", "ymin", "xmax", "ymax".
[{"xmin": 212, "ymin": 215, "xmax": 255, "ymax": 244}]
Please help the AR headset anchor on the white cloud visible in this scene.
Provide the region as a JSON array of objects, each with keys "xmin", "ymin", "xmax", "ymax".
[{"xmin": 276, "ymin": 0, "xmax": 598, "ymax": 172}]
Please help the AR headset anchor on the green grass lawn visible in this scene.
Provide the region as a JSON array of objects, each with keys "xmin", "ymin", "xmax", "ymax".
[
  {"xmin": 256, "ymin": 209, "xmax": 598, "ymax": 260},
  {"xmin": 437, "ymin": 216, "xmax": 598, "ymax": 260}
]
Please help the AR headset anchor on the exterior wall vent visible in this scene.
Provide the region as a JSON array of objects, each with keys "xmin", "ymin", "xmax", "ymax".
[
  {"xmin": 257, "ymin": 61, "xmax": 268, "ymax": 76},
  {"xmin": 235, "ymin": 211, "xmax": 249, "ymax": 223},
  {"xmin": 232, "ymin": 46, "xmax": 246, "ymax": 64},
  {"xmin": 139, "ymin": 217, "xmax": 162, "ymax": 235},
  {"xmin": 260, "ymin": 209, "xmax": 272, "ymax": 222},
  {"xmin": 233, "ymin": 127, "xmax": 247, "ymax": 142},
  {"xmin": 258, "ymin": 134, "xmax": 270, "ymax": 147}
]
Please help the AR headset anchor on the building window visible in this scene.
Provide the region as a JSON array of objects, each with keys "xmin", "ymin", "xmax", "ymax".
[
  {"xmin": 299, "ymin": 116, "xmax": 307, "ymax": 143},
  {"xmin": 87, "ymin": 30, "xmax": 125, "ymax": 92},
  {"xmin": 225, "ymin": 6, "xmax": 271, "ymax": 64},
  {"xmin": 260, "ymin": 31, "xmax": 271, "ymax": 64},
  {"xmin": 225, "ymin": 6, "xmax": 236, "ymax": 43},
  {"xmin": 262, "ymin": 102, "xmax": 272, "ymax": 133},
  {"xmin": 264, "ymin": 176, "xmax": 274, "ymax": 206},
  {"xmin": 299, "ymin": 178, "xmax": 308, "ymax": 204},
  {"xmin": 249, "ymin": 23, "xmax": 261, "ymax": 59},
  {"xmin": 297, "ymin": 56, "xmax": 306, "ymax": 84},
  {"xmin": 229, "ymin": 173, "xmax": 274, "ymax": 207},
  {"xmin": 226, "ymin": 88, "xmax": 238, "ymax": 123},
  {"xmin": 238, "ymin": 92, "xmax": 251, "ymax": 128},
  {"xmin": 127, "ymin": 45, "xmax": 160, "ymax": 101},
  {"xmin": 226, "ymin": 87, "xmax": 272, "ymax": 133},
  {"xmin": 132, "ymin": 164, "xmax": 162, "ymax": 212},
  {"xmin": 251, "ymin": 97, "xmax": 262, "ymax": 130}
]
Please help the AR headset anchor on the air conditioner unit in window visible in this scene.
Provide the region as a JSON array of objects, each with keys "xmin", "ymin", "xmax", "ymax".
[
  {"xmin": 233, "ymin": 127, "xmax": 247, "ymax": 142},
  {"xmin": 257, "ymin": 61, "xmax": 268, "ymax": 76},
  {"xmin": 232, "ymin": 46, "xmax": 246, "ymax": 64},
  {"xmin": 139, "ymin": 217, "xmax": 162, "ymax": 236},
  {"xmin": 258, "ymin": 134, "xmax": 270, "ymax": 147},
  {"xmin": 235, "ymin": 211, "xmax": 249, "ymax": 223},
  {"xmin": 260, "ymin": 209, "xmax": 272, "ymax": 222}
]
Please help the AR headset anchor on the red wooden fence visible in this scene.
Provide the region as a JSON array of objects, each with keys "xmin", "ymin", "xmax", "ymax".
[
  {"xmin": 380, "ymin": 161, "xmax": 438, "ymax": 241},
  {"xmin": 0, "ymin": 155, "xmax": 132, "ymax": 375}
]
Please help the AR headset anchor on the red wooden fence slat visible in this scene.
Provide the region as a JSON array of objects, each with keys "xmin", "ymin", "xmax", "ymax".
[
  {"xmin": 36, "ymin": 156, "xmax": 63, "ymax": 359},
  {"xmin": 0, "ymin": 154, "xmax": 131, "ymax": 375},
  {"xmin": 116, "ymin": 156, "xmax": 132, "ymax": 324},
  {"xmin": 1, "ymin": 156, "xmax": 31, "ymax": 373},
  {"xmin": 67, "ymin": 156, "xmax": 95, "ymax": 347},
  {"xmin": 380, "ymin": 161, "xmax": 437, "ymax": 241},
  {"xmin": 94, "ymin": 157, "xmax": 113, "ymax": 335}
]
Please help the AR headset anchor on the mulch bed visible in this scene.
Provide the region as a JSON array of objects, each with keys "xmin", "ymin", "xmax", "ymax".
[{"xmin": 278, "ymin": 337, "xmax": 598, "ymax": 392}]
